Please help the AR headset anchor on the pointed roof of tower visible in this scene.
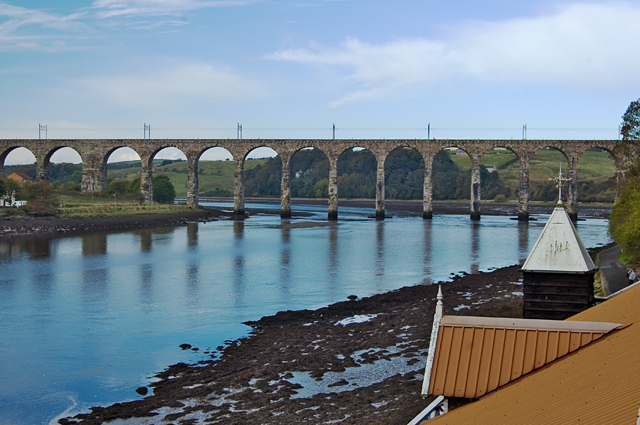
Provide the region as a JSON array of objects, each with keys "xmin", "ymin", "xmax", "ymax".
[{"xmin": 521, "ymin": 203, "xmax": 596, "ymax": 273}]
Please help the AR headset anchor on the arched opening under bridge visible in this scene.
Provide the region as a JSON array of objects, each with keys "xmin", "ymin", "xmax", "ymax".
[
  {"xmin": 0, "ymin": 147, "xmax": 36, "ymax": 207},
  {"xmin": 47, "ymin": 147, "xmax": 83, "ymax": 192},
  {"xmin": 577, "ymin": 148, "xmax": 615, "ymax": 204},
  {"xmin": 148, "ymin": 147, "xmax": 187, "ymax": 204},
  {"xmin": 105, "ymin": 147, "xmax": 142, "ymax": 202},
  {"xmin": 384, "ymin": 147, "xmax": 424, "ymax": 202},
  {"xmin": 196, "ymin": 147, "xmax": 235, "ymax": 203},
  {"xmin": 479, "ymin": 148, "xmax": 518, "ymax": 204}
]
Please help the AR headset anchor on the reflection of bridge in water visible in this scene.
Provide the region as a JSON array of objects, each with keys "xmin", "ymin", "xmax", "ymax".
[{"xmin": 0, "ymin": 138, "xmax": 633, "ymax": 220}]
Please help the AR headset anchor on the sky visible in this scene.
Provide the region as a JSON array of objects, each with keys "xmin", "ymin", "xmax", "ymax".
[{"xmin": 1, "ymin": 0, "xmax": 640, "ymax": 163}]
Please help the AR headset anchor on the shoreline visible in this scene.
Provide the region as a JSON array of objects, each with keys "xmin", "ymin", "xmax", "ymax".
[
  {"xmin": 61, "ymin": 243, "xmax": 612, "ymax": 424},
  {"xmin": 0, "ymin": 209, "xmax": 231, "ymax": 240},
  {"xmin": 0, "ymin": 199, "xmax": 612, "ymax": 241},
  {"xmin": 60, "ymin": 264, "xmax": 526, "ymax": 425}
]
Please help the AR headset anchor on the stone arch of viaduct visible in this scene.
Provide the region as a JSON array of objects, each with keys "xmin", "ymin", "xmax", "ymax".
[{"xmin": 0, "ymin": 139, "xmax": 634, "ymax": 221}]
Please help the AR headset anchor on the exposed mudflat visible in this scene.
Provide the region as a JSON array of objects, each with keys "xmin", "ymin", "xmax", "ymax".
[
  {"xmin": 59, "ymin": 265, "xmax": 525, "ymax": 425},
  {"xmin": 0, "ymin": 210, "xmax": 231, "ymax": 240}
]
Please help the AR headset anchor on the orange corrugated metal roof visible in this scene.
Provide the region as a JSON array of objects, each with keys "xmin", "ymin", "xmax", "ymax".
[
  {"xmin": 421, "ymin": 283, "xmax": 640, "ymax": 425},
  {"xmin": 425, "ymin": 316, "xmax": 620, "ymax": 399}
]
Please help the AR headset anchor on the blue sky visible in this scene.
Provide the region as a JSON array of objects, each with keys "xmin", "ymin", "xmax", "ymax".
[{"xmin": 1, "ymin": 1, "xmax": 639, "ymax": 163}]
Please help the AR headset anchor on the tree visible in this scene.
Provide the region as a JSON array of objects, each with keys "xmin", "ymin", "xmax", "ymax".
[
  {"xmin": 620, "ymin": 98, "xmax": 640, "ymax": 140},
  {"xmin": 20, "ymin": 181, "xmax": 58, "ymax": 215},
  {"xmin": 611, "ymin": 99, "xmax": 640, "ymax": 262},
  {"xmin": 609, "ymin": 168, "xmax": 640, "ymax": 263},
  {"xmin": 21, "ymin": 181, "xmax": 56, "ymax": 200},
  {"xmin": 3, "ymin": 177, "xmax": 20, "ymax": 199},
  {"xmin": 108, "ymin": 179, "xmax": 130, "ymax": 195},
  {"xmin": 152, "ymin": 174, "xmax": 176, "ymax": 204}
]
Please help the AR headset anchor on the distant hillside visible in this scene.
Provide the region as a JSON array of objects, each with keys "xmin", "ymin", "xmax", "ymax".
[{"xmin": 107, "ymin": 159, "xmax": 266, "ymax": 198}]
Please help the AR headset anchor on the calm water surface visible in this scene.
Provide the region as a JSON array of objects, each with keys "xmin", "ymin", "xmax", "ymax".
[{"xmin": 0, "ymin": 203, "xmax": 611, "ymax": 424}]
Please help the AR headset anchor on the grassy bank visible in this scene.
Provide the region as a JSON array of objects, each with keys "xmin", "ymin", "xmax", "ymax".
[{"xmin": 55, "ymin": 193, "xmax": 199, "ymax": 217}]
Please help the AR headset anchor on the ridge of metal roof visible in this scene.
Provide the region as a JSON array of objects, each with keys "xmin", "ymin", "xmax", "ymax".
[
  {"xmin": 441, "ymin": 315, "xmax": 622, "ymax": 333},
  {"xmin": 422, "ymin": 315, "xmax": 621, "ymax": 400}
]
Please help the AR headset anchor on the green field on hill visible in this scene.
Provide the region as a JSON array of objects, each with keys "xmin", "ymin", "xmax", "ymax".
[
  {"xmin": 107, "ymin": 159, "xmax": 267, "ymax": 198},
  {"xmin": 449, "ymin": 148, "xmax": 615, "ymax": 202}
]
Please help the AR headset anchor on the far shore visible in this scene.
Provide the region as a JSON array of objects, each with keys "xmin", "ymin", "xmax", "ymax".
[{"xmin": 0, "ymin": 198, "xmax": 612, "ymax": 240}]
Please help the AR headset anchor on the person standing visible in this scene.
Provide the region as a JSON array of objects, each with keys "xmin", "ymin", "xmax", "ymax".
[{"xmin": 629, "ymin": 268, "xmax": 637, "ymax": 286}]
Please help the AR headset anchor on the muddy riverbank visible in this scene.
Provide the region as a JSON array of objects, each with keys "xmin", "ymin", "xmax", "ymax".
[{"xmin": 60, "ymin": 264, "xmax": 525, "ymax": 425}]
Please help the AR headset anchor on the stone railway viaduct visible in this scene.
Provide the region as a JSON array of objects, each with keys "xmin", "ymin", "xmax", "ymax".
[{"xmin": 0, "ymin": 138, "xmax": 632, "ymax": 221}]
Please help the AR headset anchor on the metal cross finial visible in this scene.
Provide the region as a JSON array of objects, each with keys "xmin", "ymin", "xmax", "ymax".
[{"xmin": 549, "ymin": 165, "xmax": 570, "ymax": 204}]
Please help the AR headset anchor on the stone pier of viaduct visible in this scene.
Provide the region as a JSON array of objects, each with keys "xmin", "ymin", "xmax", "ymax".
[{"xmin": 0, "ymin": 138, "xmax": 633, "ymax": 221}]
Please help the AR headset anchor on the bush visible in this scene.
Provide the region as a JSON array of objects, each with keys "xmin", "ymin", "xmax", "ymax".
[
  {"xmin": 63, "ymin": 181, "xmax": 81, "ymax": 191},
  {"xmin": 23, "ymin": 198, "xmax": 57, "ymax": 216},
  {"xmin": 494, "ymin": 194, "xmax": 508, "ymax": 203},
  {"xmin": 20, "ymin": 181, "xmax": 56, "ymax": 200},
  {"xmin": 152, "ymin": 175, "xmax": 176, "ymax": 204},
  {"xmin": 19, "ymin": 182, "xmax": 58, "ymax": 216}
]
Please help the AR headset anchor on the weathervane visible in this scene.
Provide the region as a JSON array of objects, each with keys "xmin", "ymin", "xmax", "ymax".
[{"xmin": 549, "ymin": 165, "xmax": 570, "ymax": 204}]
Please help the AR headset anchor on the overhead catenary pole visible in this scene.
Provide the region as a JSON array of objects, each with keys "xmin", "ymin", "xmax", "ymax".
[
  {"xmin": 619, "ymin": 124, "xmax": 622, "ymax": 140},
  {"xmin": 428, "ymin": 123, "xmax": 431, "ymax": 139},
  {"xmin": 237, "ymin": 123, "xmax": 242, "ymax": 140},
  {"xmin": 38, "ymin": 124, "xmax": 47, "ymax": 140},
  {"xmin": 332, "ymin": 123, "xmax": 335, "ymax": 140},
  {"xmin": 523, "ymin": 123, "xmax": 527, "ymax": 140},
  {"xmin": 144, "ymin": 123, "xmax": 150, "ymax": 139}
]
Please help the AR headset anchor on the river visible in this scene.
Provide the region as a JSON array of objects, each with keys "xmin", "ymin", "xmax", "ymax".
[{"xmin": 0, "ymin": 202, "xmax": 611, "ymax": 425}]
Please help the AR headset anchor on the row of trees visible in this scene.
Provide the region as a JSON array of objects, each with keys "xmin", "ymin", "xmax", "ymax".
[{"xmin": 107, "ymin": 174, "xmax": 176, "ymax": 204}]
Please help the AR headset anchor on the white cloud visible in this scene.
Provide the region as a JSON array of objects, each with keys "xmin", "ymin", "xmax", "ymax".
[
  {"xmin": 81, "ymin": 62, "xmax": 267, "ymax": 107},
  {"xmin": 3, "ymin": 147, "xmax": 35, "ymax": 165},
  {"xmin": 49, "ymin": 147, "xmax": 83, "ymax": 164},
  {"xmin": 0, "ymin": 3, "xmax": 86, "ymax": 34},
  {"xmin": 0, "ymin": 3, "xmax": 88, "ymax": 51},
  {"xmin": 107, "ymin": 147, "xmax": 141, "ymax": 163},
  {"xmin": 267, "ymin": 2, "xmax": 640, "ymax": 106},
  {"xmin": 91, "ymin": 0, "xmax": 258, "ymax": 18},
  {"xmin": 154, "ymin": 147, "xmax": 187, "ymax": 160}
]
